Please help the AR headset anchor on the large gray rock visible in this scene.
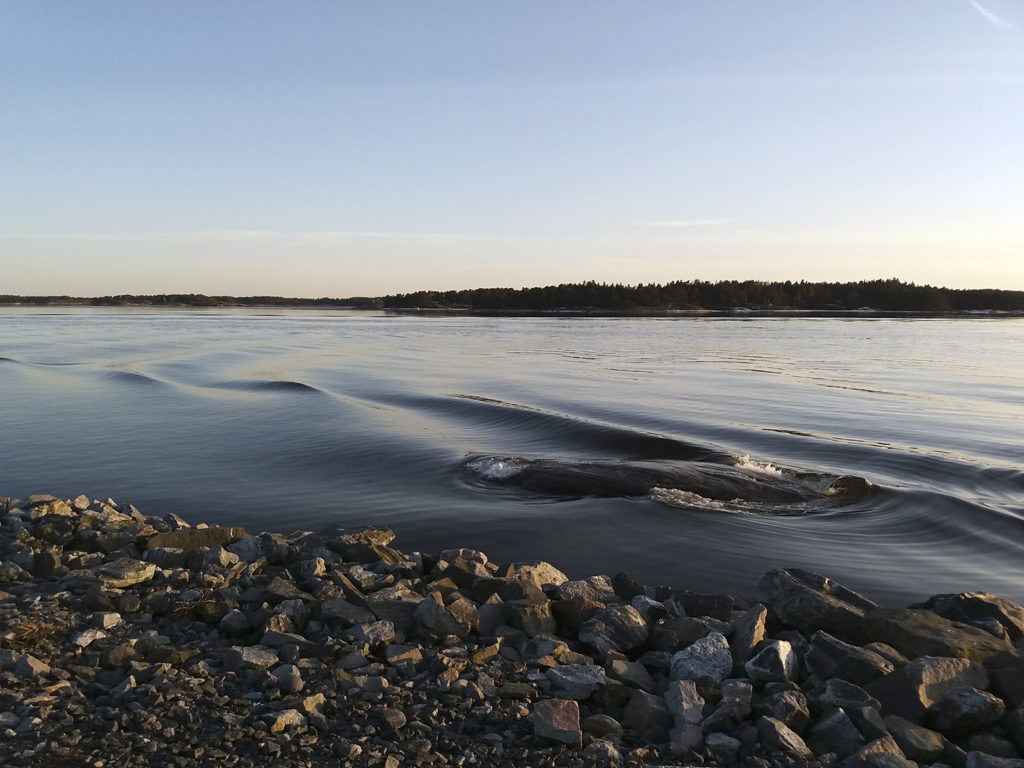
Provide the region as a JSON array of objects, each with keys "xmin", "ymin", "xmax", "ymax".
[
  {"xmin": 579, "ymin": 604, "xmax": 650, "ymax": 655},
  {"xmin": 703, "ymin": 678, "xmax": 753, "ymax": 733},
  {"xmin": 670, "ymin": 631, "xmax": 732, "ymax": 685},
  {"xmin": 757, "ymin": 689, "xmax": 810, "ymax": 734},
  {"xmin": 622, "ymin": 689, "xmax": 672, "ymax": 741},
  {"xmin": 533, "ymin": 699, "xmax": 581, "ymax": 746},
  {"xmin": 806, "ymin": 630, "xmax": 895, "ymax": 686},
  {"xmin": 759, "ymin": 568, "xmax": 878, "ymax": 640},
  {"xmin": 883, "ymin": 715, "xmax": 946, "ymax": 762},
  {"xmin": 807, "ymin": 708, "xmax": 866, "ymax": 759},
  {"xmin": 94, "ymin": 559, "xmax": 157, "ymax": 589},
  {"xmin": 730, "ymin": 603, "xmax": 767, "ymax": 670},
  {"xmin": 866, "ymin": 655, "xmax": 988, "ymax": 723},
  {"xmin": 413, "ymin": 592, "xmax": 478, "ymax": 638},
  {"xmin": 923, "ymin": 592, "xmax": 1024, "ymax": 642}
]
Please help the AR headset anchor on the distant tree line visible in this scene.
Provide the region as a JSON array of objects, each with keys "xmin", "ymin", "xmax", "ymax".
[
  {"xmin": 379, "ymin": 279, "xmax": 1024, "ymax": 312},
  {"xmin": 3, "ymin": 279, "xmax": 1023, "ymax": 312}
]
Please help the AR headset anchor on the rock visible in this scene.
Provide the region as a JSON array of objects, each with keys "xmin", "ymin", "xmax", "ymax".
[
  {"xmin": 843, "ymin": 736, "xmax": 909, "ymax": 768},
  {"xmin": 757, "ymin": 689, "xmax": 811, "ymax": 734},
  {"xmin": 144, "ymin": 527, "xmax": 249, "ymax": 551},
  {"xmin": 730, "ymin": 603, "xmax": 768, "ymax": 669},
  {"xmin": 555, "ymin": 575, "xmax": 616, "ymax": 604},
  {"xmin": 745, "ymin": 640, "xmax": 798, "ymax": 684},
  {"xmin": 669, "ymin": 631, "xmax": 732, "ymax": 685},
  {"xmin": 985, "ymin": 648, "xmax": 1024, "ymax": 707},
  {"xmin": 757, "ymin": 715, "xmax": 813, "ymax": 758},
  {"xmin": 673, "ymin": 590, "xmax": 735, "ymax": 621},
  {"xmin": 807, "ymin": 708, "xmax": 867, "ymax": 759},
  {"xmin": 413, "ymin": 592, "xmax": 478, "ymax": 637},
  {"xmin": 579, "ymin": 604, "xmax": 650, "ymax": 655},
  {"xmin": 72, "ymin": 628, "xmax": 107, "ymax": 647},
  {"xmin": 965, "ymin": 753, "xmax": 1024, "ymax": 768},
  {"xmin": 606, "ymin": 657, "xmax": 656, "ymax": 691},
  {"xmin": 506, "ymin": 561, "xmax": 569, "ymax": 588},
  {"xmin": 582, "ymin": 713, "xmax": 624, "ymax": 739},
  {"xmin": 883, "ymin": 714, "xmax": 945, "ymax": 762},
  {"xmin": 864, "ymin": 608, "xmax": 1013, "ymax": 662},
  {"xmin": 533, "ymin": 699, "xmax": 581, "ymax": 746},
  {"xmin": 94, "ymin": 559, "xmax": 157, "ymax": 589},
  {"xmin": 816, "ymin": 678, "xmax": 881, "ymax": 711},
  {"xmin": 631, "ymin": 595, "xmax": 666, "ymax": 624},
  {"xmin": 806, "ymin": 630, "xmax": 896, "ymax": 686},
  {"xmin": 271, "ymin": 664, "xmax": 304, "ymax": 694},
  {"xmin": 622, "ymin": 689, "xmax": 672, "ymax": 741},
  {"xmin": 581, "ymin": 739, "xmax": 621, "ymax": 768},
  {"xmin": 706, "ymin": 732, "xmax": 742, "ymax": 762},
  {"xmin": 664, "ymin": 679, "xmax": 704, "ymax": 728},
  {"xmin": 759, "ymin": 568, "xmax": 878, "ymax": 640},
  {"xmin": 928, "ymin": 686, "xmax": 1005, "ymax": 735},
  {"xmin": 669, "ymin": 723, "xmax": 704, "ymax": 754},
  {"xmin": 219, "ymin": 608, "xmax": 251, "ymax": 636},
  {"xmin": 345, "ymin": 620, "xmax": 396, "ymax": 647},
  {"xmin": 703, "ymin": 678, "xmax": 753, "ymax": 733},
  {"xmin": 268, "ymin": 709, "xmax": 306, "ymax": 733},
  {"xmin": 923, "ymin": 593, "xmax": 1024, "ymax": 642},
  {"xmin": 223, "ymin": 645, "xmax": 279, "ymax": 671},
  {"xmin": 546, "ymin": 664, "xmax": 607, "ymax": 700},
  {"xmin": 866, "ymin": 655, "xmax": 989, "ymax": 722},
  {"xmin": 503, "ymin": 599, "xmax": 557, "ymax": 636}
]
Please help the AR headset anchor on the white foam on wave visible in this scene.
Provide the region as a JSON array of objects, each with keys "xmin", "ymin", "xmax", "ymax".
[
  {"xmin": 650, "ymin": 487, "xmax": 734, "ymax": 512},
  {"xmin": 465, "ymin": 456, "xmax": 528, "ymax": 480},
  {"xmin": 735, "ymin": 454, "xmax": 784, "ymax": 477}
]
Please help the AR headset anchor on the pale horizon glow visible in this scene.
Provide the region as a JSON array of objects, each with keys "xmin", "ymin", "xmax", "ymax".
[{"xmin": 2, "ymin": 1, "xmax": 1022, "ymax": 297}]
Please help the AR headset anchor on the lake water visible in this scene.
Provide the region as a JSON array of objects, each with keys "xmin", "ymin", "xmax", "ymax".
[{"xmin": 2, "ymin": 308, "xmax": 1023, "ymax": 605}]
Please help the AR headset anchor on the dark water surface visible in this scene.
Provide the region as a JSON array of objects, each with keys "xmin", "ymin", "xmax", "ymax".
[{"xmin": 2, "ymin": 308, "xmax": 1023, "ymax": 604}]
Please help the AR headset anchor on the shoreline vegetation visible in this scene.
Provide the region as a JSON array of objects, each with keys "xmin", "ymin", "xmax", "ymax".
[
  {"xmin": 3, "ymin": 278, "xmax": 1024, "ymax": 315},
  {"xmin": 2, "ymin": 493, "xmax": 1024, "ymax": 767}
]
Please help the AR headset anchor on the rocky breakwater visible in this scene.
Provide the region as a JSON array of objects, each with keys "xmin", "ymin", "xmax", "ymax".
[{"xmin": 2, "ymin": 494, "xmax": 1024, "ymax": 768}]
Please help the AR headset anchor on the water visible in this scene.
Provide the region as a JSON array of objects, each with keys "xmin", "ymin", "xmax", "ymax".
[{"xmin": 2, "ymin": 308, "xmax": 1023, "ymax": 605}]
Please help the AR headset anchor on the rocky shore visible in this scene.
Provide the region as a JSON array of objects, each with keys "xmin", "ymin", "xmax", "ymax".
[{"xmin": 2, "ymin": 494, "xmax": 1024, "ymax": 768}]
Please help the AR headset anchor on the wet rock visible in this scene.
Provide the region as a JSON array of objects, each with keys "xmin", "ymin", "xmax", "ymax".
[
  {"xmin": 866, "ymin": 655, "xmax": 989, "ymax": 722},
  {"xmin": 669, "ymin": 631, "xmax": 732, "ymax": 685},
  {"xmin": 533, "ymin": 698, "xmax": 581, "ymax": 746},
  {"xmin": 579, "ymin": 604, "xmax": 650, "ymax": 655}
]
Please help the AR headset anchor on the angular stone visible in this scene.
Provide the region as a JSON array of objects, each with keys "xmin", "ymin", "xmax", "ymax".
[
  {"xmin": 673, "ymin": 590, "xmax": 735, "ymax": 621},
  {"xmin": 806, "ymin": 630, "xmax": 895, "ymax": 686},
  {"xmin": 759, "ymin": 568, "xmax": 878, "ymax": 641},
  {"xmin": 219, "ymin": 609, "xmax": 251, "ymax": 636},
  {"xmin": 95, "ymin": 559, "xmax": 157, "ymax": 589},
  {"xmin": 844, "ymin": 736, "xmax": 909, "ymax": 768},
  {"xmin": 964, "ymin": 754, "xmax": 1024, "ymax": 768},
  {"xmin": 703, "ymin": 678, "xmax": 753, "ymax": 733},
  {"xmin": 730, "ymin": 603, "xmax": 767, "ymax": 669},
  {"xmin": 866, "ymin": 655, "xmax": 988, "ymax": 722},
  {"xmin": 555, "ymin": 575, "xmax": 616, "ymax": 604},
  {"xmin": 545, "ymin": 664, "xmax": 607, "ymax": 700},
  {"xmin": 606, "ymin": 658, "xmax": 656, "ymax": 691},
  {"xmin": 929, "ymin": 686, "xmax": 1005, "ymax": 735},
  {"xmin": 533, "ymin": 698, "xmax": 581, "ymax": 746},
  {"xmin": 503, "ymin": 599, "xmax": 556, "ymax": 636},
  {"xmin": 864, "ymin": 608, "xmax": 1012, "ymax": 662},
  {"xmin": 670, "ymin": 631, "xmax": 732, "ymax": 685},
  {"xmin": 223, "ymin": 645, "xmax": 279, "ymax": 671},
  {"xmin": 757, "ymin": 689, "xmax": 810, "ymax": 734},
  {"xmin": 144, "ymin": 527, "xmax": 249, "ymax": 551},
  {"xmin": 268, "ymin": 708, "xmax": 306, "ymax": 733},
  {"xmin": 271, "ymin": 663, "xmax": 304, "ymax": 694},
  {"xmin": 345, "ymin": 620, "xmax": 396, "ymax": 648},
  {"xmin": 364, "ymin": 585, "xmax": 424, "ymax": 633},
  {"xmin": 664, "ymin": 679, "xmax": 704, "ymax": 728},
  {"xmin": 884, "ymin": 714, "xmax": 946, "ymax": 762},
  {"xmin": 807, "ymin": 708, "xmax": 866, "ymax": 759},
  {"xmin": 582, "ymin": 713, "xmax": 623, "ymax": 739},
  {"xmin": 985, "ymin": 648, "xmax": 1024, "ymax": 707},
  {"xmin": 924, "ymin": 593, "xmax": 1024, "ymax": 642},
  {"xmin": 143, "ymin": 547, "xmax": 187, "ymax": 569},
  {"xmin": 552, "ymin": 595, "xmax": 606, "ymax": 634},
  {"xmin": 623, "ymin": 689, "xmax": 672, "ymax": 741},
  {"xmin": 816, "ymin": 678, "xmax": 881, "ymax": 711},
  {"xmin": 579, "ymin": 604, "xmax": 650, "ymax": 655},
  {"xmin": 413, "ymin": 592, "xmax": 477, "ymax": 637},
  {"xmin": 669, "ymin": 723, "xmax": 704, "ymax": 754},
  {"xmin": 581, "ymin": 739, "xmax": 621, "ymax": 768},
  {"xmin": 757, "ymin": 716, "xmax": 813, "ymax": 758},
  {"xmin": 72, "ymin": 628, "xmax": 107, "ymax": 648},
  {"xmin": 506, "ymin": 561, "xmax": 569, "ymax": 588},
  {"xmin": 745, "ymin": 640, "xmax": 798, "ymax": 684}
]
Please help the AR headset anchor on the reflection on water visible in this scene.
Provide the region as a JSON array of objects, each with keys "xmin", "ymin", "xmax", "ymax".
[{"xmin": 2, "ymin": 308, "xmax": 1024, "ymax": 604}]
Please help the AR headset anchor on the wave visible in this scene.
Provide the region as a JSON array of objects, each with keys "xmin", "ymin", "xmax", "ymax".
[
  {"xmin": 461, "ymin": 452, "xmax": 874, "ymax": 514},
  {"xmin": 104, "ymin": 370, "xmax": 165, "ymax": 387},
  {"xmin": 208, "ymin": 379, "xmax": 324, "ymax": 395}
]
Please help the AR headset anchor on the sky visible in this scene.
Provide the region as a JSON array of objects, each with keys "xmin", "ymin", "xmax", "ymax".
[{"xmin": 1, "ymin": 1, "xmax": 1022, "ymax": 297}]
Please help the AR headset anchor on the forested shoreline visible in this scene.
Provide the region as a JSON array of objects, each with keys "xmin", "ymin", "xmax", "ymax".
[{"xmin": 3, "ymin": 278, "xmax": 1024, "ymax": 312}]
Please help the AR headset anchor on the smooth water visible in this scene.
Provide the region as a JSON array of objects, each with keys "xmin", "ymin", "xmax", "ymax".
[{"xmin": 2, "ymin": 308, "xmax": 1023, "ymax": 604}]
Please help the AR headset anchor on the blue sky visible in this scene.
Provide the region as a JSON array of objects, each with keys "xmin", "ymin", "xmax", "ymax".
[{"xmin": 2, "ymin": 1, "xmax": 1022, "ymax": 296}]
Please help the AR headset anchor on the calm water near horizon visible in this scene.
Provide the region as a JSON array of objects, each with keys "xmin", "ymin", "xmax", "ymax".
[{"xmin": 2, "ymin": 307, "xmax": 1023, "ymax": 605}]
